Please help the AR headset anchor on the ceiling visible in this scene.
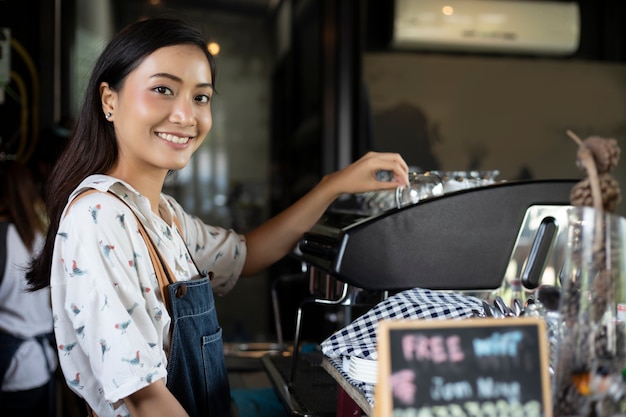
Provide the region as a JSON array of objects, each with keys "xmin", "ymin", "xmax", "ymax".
[{"xmin": 159, "ymin": 0, "xmax": 281, "ymax": 16}]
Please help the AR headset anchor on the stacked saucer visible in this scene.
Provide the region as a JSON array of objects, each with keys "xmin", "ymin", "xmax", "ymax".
[{"xmin": 348, "ymin": 356, "xmax": 378, "ymax": 384}]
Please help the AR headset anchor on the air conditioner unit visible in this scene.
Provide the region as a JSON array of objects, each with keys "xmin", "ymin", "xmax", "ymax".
[{"xmin": 391, "ymin": 0, "xmax": 580, "ymax": 56}]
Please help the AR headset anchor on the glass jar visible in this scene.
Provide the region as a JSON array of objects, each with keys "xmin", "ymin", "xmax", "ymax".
[
  {"xmin": 552, "ymin": 206, "xmax": 626, "ymax": 417},
  {"xmin": 394, "ymin": 171, "xmax": 443, "ymax": 208}
]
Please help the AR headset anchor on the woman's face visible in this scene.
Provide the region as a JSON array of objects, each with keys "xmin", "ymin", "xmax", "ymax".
[{"xmin": 102, "ymin": 44, "xmax": 213, "ymax": 177}]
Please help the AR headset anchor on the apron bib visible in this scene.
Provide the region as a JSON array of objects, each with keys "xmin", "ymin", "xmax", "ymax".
[{"xmin": 165, "ymin": 278, "xmax": 231, "ymax": 417}]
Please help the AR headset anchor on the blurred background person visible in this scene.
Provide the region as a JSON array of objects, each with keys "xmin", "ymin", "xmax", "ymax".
[{"xmin": 0, "ymin": 159, "xmax": 57, "ymax": 417}]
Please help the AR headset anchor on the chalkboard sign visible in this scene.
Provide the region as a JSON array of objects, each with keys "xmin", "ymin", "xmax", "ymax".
[{"xmin": 374, "ymin": 317, "xmax": 552, "ymax": 417}]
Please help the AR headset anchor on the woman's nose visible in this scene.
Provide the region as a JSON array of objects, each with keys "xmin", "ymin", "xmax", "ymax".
[{"xmin": 170, "ymin": 98, "xmax": 196, "ymax": 126}]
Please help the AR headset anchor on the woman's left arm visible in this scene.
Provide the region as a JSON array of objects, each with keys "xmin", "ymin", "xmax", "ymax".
[{"xmin": 241, "ymin": 151, "xmax": 409, "ymax": 276}]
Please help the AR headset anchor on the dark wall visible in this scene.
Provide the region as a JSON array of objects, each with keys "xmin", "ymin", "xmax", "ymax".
[
  {"xmin": 270, "ymin": 0, "xmax": 365, "ymax": 211},
  {"xmin": 0, "ymin": 0, "xmax": 74, "ymax": 178},
  {"xmin": 576, "ymin": 0, "xmax": 626, "ymax": 62}
]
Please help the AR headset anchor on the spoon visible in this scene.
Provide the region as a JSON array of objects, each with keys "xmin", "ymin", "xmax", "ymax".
[{"xmin": 494, "ymin": 296, "xmax": 513, "ymax": 317}]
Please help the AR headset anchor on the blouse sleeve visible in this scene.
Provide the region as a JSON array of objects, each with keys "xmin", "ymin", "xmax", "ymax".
[
  {"xmin": 51, "ymin": 192, "xmax": 168, "ymax": 404},
  {"xmin": 164, "ymin": 195, "xmax": 247, "ymax": 296}
]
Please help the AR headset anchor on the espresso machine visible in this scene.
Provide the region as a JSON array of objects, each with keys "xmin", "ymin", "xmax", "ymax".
[{"xmin": 263, "ymin": 178, "xmax": 578, "ymax": 417}]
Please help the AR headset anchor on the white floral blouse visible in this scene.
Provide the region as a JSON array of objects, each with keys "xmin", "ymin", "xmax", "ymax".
[{"xmin": 51, "ymin": 174, "xmax": 246, "ymax": 417}]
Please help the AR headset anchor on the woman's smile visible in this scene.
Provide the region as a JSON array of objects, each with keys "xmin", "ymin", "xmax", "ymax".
[{"xmin": 156, "ymin": 131, "xmax": 193, "ymax": 145}]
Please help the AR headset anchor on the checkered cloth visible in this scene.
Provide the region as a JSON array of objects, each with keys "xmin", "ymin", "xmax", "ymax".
[{"xmin": 321, "ymin": 287, "xmax": 485, "ymax": 406}]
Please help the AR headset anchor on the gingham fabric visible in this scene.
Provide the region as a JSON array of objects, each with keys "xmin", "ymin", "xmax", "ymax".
[{"xmin": 321, "ymin": 287, "xmax": 485, "ymax": 406}]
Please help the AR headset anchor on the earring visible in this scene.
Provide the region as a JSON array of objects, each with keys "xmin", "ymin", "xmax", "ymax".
[{"xmin": 105, "ymin": 112, "xmax": 112, "ymax": 119}]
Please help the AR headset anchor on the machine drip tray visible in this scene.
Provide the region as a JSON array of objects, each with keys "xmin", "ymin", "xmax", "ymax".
[{"xmin": 261, "ymin": 352, "xmax": 337, "ymax": 417}]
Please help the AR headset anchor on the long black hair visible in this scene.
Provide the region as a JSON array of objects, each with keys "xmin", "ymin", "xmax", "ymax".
[
  {"xmin": 27, "ymin": 18, "xmax": 216, "ymax": 291},
  {"xmin": 0, "ymin": 160, "xmax": 46, "ymax": 251}
]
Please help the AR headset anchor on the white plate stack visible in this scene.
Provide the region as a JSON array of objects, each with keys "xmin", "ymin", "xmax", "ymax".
[{"xmin": 347, "ymin": 356, "xmax": 378, "ymax": 384}]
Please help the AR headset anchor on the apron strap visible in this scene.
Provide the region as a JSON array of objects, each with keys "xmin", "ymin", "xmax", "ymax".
[
  {"xmin": 0, "ymin": 332, "xmax": 26, "ymax": 386},
  {"xmin": 134, "ymin": 217, "xmax": 177, "ymax": 307},
  {"xmin": 65, "ymin": 190, "xmax": 177, "ymax": 312}
]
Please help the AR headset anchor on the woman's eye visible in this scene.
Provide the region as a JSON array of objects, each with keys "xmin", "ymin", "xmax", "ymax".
[
  {"xmin": 195, "ymin": 94, "xmax": 211, "ymax": 104},
  {"xmin": 154, "ymin": 86, "xmax": 173, "ymax": 95}
]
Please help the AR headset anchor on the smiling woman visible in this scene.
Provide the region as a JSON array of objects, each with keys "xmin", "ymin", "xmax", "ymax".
[
  {"xmin": 25, "ymin": 17, "xmax": 410, "ymax": 417},
  {"xmin": 101, "ymin": 44, "xmax": 215, "ymax": 188}
]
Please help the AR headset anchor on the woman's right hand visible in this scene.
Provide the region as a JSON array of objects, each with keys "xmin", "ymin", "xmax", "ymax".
[{"xmin": 318, "ymin": 151, "xmax": 410, "ymax": 197}]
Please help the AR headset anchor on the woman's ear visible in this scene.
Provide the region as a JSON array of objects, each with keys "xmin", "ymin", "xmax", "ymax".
[{"xmin": 100, "ymin": 82, "xmax": 116, "ymax": 119}]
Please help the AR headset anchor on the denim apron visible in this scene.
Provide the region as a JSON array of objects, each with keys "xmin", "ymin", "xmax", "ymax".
[
  {"xmin": 164, "ymin": 277, "xmax": 231, "ymax": 417},
  {"xmin": 0, "ymin": 331, "xmax": 55, "ymax": 415}
]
